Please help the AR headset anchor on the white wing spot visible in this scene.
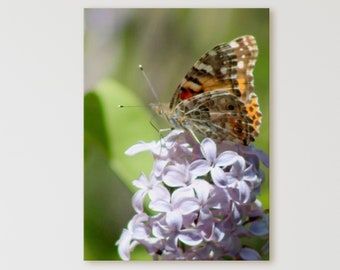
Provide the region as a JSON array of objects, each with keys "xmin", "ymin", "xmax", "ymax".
[
  {"xmin": 237, "ymin": 61, "xmax": 244, "ymax": 69},
  {"xmin": 230, "ymin": 41, "xmax": 239, "ymax": 48},
  {"xmin": 220, "ymin": 67, "xmax": 227, "ymax": 75},
  {"xmin": 195, "ymin": 62, "xmax": 214, "ymax": 75}
]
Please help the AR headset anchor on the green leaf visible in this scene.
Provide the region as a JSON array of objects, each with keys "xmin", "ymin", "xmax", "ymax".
[
  {"xmin": 84, "ymin": 78, "xmax": 157, "ymax": 260},
  {"xmin": 85, "ymin": 78, "xmax": 156, "ymax": 191}
]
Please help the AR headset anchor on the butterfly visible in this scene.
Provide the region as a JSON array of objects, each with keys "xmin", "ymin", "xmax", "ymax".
[{"xmin": 150, "ymin": 35, "xmax": 262, "ymax": 146}]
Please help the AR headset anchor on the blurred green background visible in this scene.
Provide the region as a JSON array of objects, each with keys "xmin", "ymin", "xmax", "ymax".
[{"xmin": 84, "ymin": 8, "xmax": 269, "ymax": 260}]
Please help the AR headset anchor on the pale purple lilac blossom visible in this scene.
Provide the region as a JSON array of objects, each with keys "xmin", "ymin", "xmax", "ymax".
[{"xmin": 117, "ymin": 130, "xmax": 269, "ymax": 260}]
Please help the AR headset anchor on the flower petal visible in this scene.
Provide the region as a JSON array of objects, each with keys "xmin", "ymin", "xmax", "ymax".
[
  {"xmin": 215, "ymin": 151, "xmax": 239, "ymax": 167},
  {"xmin": 238, "ymin": 181, "xmax": 251, "ymax": 203},
  {"xmin": 239, "ymin": 247, "xmax": 261, "ymax": 260},
  {"xmin": 192, "ymin": 180, "xmax": 212, "ymax": 203},
  {"xmin": 249, "ymin": 216, "xmax": 269, "ymax": 236},
  {"xmin": 232, "ymin": 157, "xmax": 246, "ymax": 174},
  {"xmin": 149, "ymin": 199, "xmax": 172, "ymax": 213},
  {"xmin": 172, "ymin": 186, "xmax": 195, "ymax": 203},
  {"xmin": 189, "ymin": 159, "xmax": 211, "ymax": 176},
  {"xmin": 176, "ymin": 198, "xmax": 200, "ymax": 215},
  {"xmin": 200, "ymin": 138, "xmax": 216, "ymax": 162},
  {"xmin": 132, "ymin": 173, "xmax": 149, "ymax": 189},
  {"xmin": 163, "ymin": 165, "xmax": 188, "ymax": 187},
  {"xmin": 148, "ymin": 185, "xmax": 170, "ymax": 202},
  {"xmin": 249, "ymin": 146, "xmax": 269, "ymax": 168},
  {"xmin": 132, "ymin": 189, "xmax": 147, "ymax": 213},
  {"xmin": 153, "ymin": 159, "xmax": 169, "ymax": 177},
  {"xmin": 166, "ymin": 210, "xmax": 183, "ymax": 230},
  {"xmin": 211, "ymin": 166, "xmax": 228, "ymax": 188},
  {"xmin": 207, "ymin": 188, "xmax": 229, "ymax": 209},
  {"xmin": 116, "ymin": 229, "xmax": 132, "ymax": 261},
  {"xmin": 243, "ymin": 165, "xmax": 258, "ymax": 182},
  {"xmin": 178, "ymin": 229, "xmax": 203, "ymax": 246},
  {"xmin": 152, "ymin": 220, "xmax": 168, "ymax": 238},
  {"xmin": 197, "ymin": 208, "xmax": 215, "ymax": 240},
  {"xmin": 225, "ymin": 173, "xmax": 238, "ymax": 185},
  {"xmin": 125, "ymin": 141, "xmax": 157, "ymax": 156},
  {"xmin": 133, "ymin": 223, "xmax": 150, "ymax": 240}
]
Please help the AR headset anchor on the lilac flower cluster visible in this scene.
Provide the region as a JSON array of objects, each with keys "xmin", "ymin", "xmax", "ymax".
[{"xmin": 116, "ymin": 130, "xmax": 269, "ymax": 260}]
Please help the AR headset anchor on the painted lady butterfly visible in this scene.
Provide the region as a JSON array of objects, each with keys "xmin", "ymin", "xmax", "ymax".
[{"xmin": 151, "ymin": 35, "xmax": 262, "ymax": 146}]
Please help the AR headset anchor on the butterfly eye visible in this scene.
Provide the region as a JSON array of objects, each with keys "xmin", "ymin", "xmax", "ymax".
[{"xmin": 227, "ymin": 105, "xmax": 235, "ymax": 110}]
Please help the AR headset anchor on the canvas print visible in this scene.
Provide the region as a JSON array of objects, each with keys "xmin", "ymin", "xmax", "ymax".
[{"xmin": 84, "ymin": 8, "xmax": 269, "ymax": 260}]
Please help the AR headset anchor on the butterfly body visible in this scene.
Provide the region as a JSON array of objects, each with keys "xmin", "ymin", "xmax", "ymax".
[{"xmin": 151, "ymin": 35, "xmax": 262, "ymax": 146}]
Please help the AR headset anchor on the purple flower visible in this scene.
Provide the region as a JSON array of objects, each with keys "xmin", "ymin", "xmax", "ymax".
[
  {"xmin": 189, "ymin": 138, "xmax": 239, "ymax": 181},
  {"xmin": 132, "ymin": 172, "xmax": 169, "ymax": 213},
  {"xmin": 116, "ymin": 213, "xmax": 151, "ymax": 260},
  {"xmin": 117, "ymin": 130, "xmax": 269, "ymax": 260}
]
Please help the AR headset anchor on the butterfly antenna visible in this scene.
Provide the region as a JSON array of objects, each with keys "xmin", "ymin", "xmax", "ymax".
[
  {"xmin": 117, "ymin": 105, "xmax": 144, "ymax": 108},
  {"xmin": 139, "ymin": 64, "xmax": 169, "ymax": 126},
  {"xmin": 139, "ymin": 65, "xmax": 161, "ymax": 104}
]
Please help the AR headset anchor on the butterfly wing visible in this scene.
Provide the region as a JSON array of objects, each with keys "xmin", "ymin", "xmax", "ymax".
[
  {"xmin": 169, "ymin": 35, "xmax": 258, "ymax": 109},
  {"xmin": 174, "ymin": 90, "xmax": 261, "ymax": 145}
]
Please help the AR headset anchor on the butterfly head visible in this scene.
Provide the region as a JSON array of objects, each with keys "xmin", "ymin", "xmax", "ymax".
[{"xmin": 150, "ymin": 102, "xmax": 182, "ymax": 129}]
